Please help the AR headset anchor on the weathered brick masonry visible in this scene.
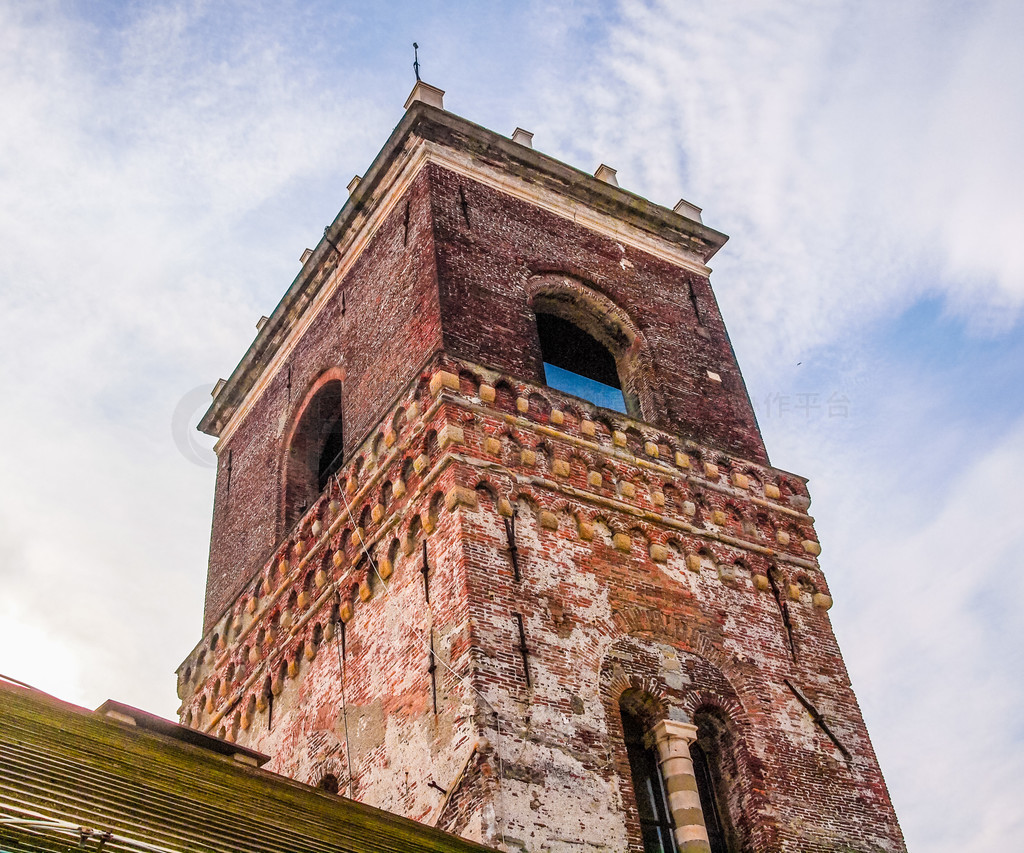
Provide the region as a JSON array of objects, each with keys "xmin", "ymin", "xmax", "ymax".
[{"xmin": 179, "ymin": 87, "xmax": 906, "ymax": 852}]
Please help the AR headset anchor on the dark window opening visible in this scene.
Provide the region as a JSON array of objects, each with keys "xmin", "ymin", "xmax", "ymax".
[
  {"xmin": 691, "ymin": 742, "xmax": 728, "ymax": 853},
  {"xmin": 537, "ymin": 313, "xmax": 626, "ymax": 413},
  {"xmin": 318, "ymin": 416, "xmax": 345, "ymax": 491},
  {"xmin": 319, "ymin": 773, "xmax": 340, "ymax": 795},
  {"xmin": 621, "ymin": 706, "xmax": 677, "ymax": 853},
  {"xmin": 285, "ymin": 379, "xmax": 344, "ymax": 531}
]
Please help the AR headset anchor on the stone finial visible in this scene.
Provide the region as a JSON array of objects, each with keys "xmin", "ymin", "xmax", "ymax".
[
  {"xmin": 550, "ymin": 409, "xmax": 565, "ymax": 425},
  {"xmin": 686, "ymin": 554, "xmax": 702, "ymax": 573},
  {"xmin": 753, "ymin": 574, "xmax": 771, "ymax": 591},
  {"xmin": 539, "ymin": 511, "xmax": 559, "ymax": 530},
  {"xmin": 581, "ymin": 420, "xmax": 597, "ymax": 437},
  {"xmin": 672, "ymin": 198, "xmax": 703, "ymax": 223},
  {"xmin": 612, "ymin": 430, "xmax": 627, "ymax": 448},
  {"xmin": 404, "ymin": 80, "xmax": 445, "ymax": 110},
  {"xmin": 613, "ymin": 533, "xmax": 631, "ymax": 552},
  {"xmin": 731, "ymin": 472, "xmax": 749, "ymax": 489},
  {"xmin": 479, "ymin": 384, "xmax": 496, "ymax": 403},
  {"xmin": 520, "ymin": 448, "xmax": 537, "ymax": 467},
  {"xmin": 587, "ymin": 470, "xmax": 603, "ymax": 489},
  {"xmin": 650, "ymin": 544, "xmax": 669, "ymax": 563},
  {"xmin": 704, "ymin": 462, "xmax": 720, "ymax": 480},
  {"xmin": 347, "ymin": 175, "xmax": 362, "ymax": 194},
  {"xmin": 644, "ymin": 441, "xmax": 660, "ymax": 457},
  {"xmin": 511, "ymin": 127, "xmax": 534, "ymax": 148},
  {"xmin": 595, "ymin": 164, "xmax": 619, "ymax": 186},
  {"xmin": 802, "ymin": 539, "xmax": 822, "ymax": 556},
  {"xmin": 764, "ymin": 484, "xmax": 781, "ymax": 500},
  {"xmin": 552, "ymin": 459, "xmax": 571, "ymax": 478}
]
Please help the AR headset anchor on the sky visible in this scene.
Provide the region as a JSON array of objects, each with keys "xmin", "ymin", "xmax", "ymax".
[{"xmin": 1, "ymin": 1, "xmax": 1021, "ymax": 850}]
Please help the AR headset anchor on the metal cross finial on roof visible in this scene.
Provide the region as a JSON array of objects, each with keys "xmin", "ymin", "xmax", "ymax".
[{"xmin": 413, "ymin": 42, "xmax": 421, "ymax": 81}]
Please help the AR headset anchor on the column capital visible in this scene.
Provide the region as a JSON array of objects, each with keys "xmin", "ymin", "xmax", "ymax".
[{"xmin": 652, "ymin": 718, "xmax": 699, "ymax": 746}]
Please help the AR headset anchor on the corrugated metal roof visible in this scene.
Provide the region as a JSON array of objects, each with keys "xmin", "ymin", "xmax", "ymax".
[{"xmin": 0, "ymin": 681, "xmax": 491, "ymax": 853}]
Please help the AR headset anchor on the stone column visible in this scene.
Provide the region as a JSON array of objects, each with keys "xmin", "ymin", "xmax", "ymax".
[{"xmin": 650, "ymin": 719, "xmax": 711, "ymax": 853}]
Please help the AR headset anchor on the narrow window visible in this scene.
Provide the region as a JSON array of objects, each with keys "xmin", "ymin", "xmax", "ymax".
[
  {"xmin": 692, "ymin": 709, "xmax": 745, "ymax": 852},
  {"xmin": 285, "ymin": 379, "xmax": 344, "ymax": 529},
  {"xmin": 691, "ymin": 741, "xmax": 728, "ymax": 853},
  {"xmin": 621, "ymin": 705, "xmax": 677, "ymax": 853},
  {"xmin": 536, "ymin": 313, "xmax": 626, "ymax": 413}
]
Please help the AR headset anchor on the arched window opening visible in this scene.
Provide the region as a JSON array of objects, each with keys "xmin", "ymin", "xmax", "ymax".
[
  {"xmin": 319, "ymin": 416, "xmax": 345, "ymax": 492},
  {"xmin": 693, "ymin": 710, "xmax": 744, "ymax": 853},
  {"xmin": 536, "ymin": 313, "xmax": 626, "ymax": 414},
  {"xmin": 284, "ymin": 379, "xmax": 344, "ymax": 531},
  {"xmin": 620, "ymin": 702, "xmax": 677, "ymax": 853}
]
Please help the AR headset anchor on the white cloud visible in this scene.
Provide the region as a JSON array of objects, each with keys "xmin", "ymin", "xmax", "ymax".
[
  {"xmin": 530, "ymin": 0, "xmax": 1024, "ymax": 365},
  {"xmin": 0, "ymin": 2, "xmax": 387, "ymax": 714},
  {"xmin": 807, "ymin": 411, "xmax": 1024, "ymax": 853}
]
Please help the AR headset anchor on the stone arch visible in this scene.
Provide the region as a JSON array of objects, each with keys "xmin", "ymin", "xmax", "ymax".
[{"xmin": 526, "ymin": 273, "xmax": 660, "ymax": 420}]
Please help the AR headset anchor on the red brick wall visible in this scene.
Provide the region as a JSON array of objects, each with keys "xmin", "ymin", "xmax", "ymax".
[
  {"xmin": 180, "ymin": 363, "xmax": 904, "ymax": 851},
  {"xmin": 203, "ymin": 170, "xmax": 444, "ymax": 631},
  {"xmin": 427, "ymin": 164, "xmax": 768, "ymax": 464}
]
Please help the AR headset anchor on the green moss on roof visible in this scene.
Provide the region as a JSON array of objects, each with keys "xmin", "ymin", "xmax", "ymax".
[{"xmin": 0, "ymin": 681, "xmax": 492, "ymax": 853}]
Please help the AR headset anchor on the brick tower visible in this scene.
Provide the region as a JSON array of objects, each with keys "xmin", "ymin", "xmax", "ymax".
[{"xmin": 177, "ymin": 82, "xmax": 905, "ymax": 853}]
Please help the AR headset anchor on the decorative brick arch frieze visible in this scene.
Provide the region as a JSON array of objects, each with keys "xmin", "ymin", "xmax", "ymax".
[{"xmin": 526, "ymin": 273, "xmax": 661, "ymax": 421}]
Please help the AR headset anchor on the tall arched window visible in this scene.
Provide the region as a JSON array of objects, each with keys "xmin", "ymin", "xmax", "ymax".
[
  {"xmin": 536, "ymin": 312, "xmax": 627, "ymax": 413},
  {"xmin": 692, "ymin": 709, "xmax": 744, "ymax": 853},
  {"xmin": 620, "ymin": 702, "xmax": 677, "ymax": 853},
  {"xmin": 284, "ymin": 378, "xmax": 344, "ymax": 530}
]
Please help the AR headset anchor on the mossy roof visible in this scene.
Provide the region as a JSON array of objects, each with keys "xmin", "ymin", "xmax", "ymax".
[{"xmin": 0, "ymin": 680, "xmax": 492, "ymax": 853}]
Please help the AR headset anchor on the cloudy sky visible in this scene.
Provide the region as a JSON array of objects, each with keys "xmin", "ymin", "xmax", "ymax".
[{"xmin": 1, "ymin": 1, "xmax": 1021, "ymax": 850}]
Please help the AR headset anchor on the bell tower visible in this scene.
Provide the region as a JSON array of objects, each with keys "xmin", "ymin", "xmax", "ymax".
[{"xmin": 177, "ymin": 82, "xmax": 906, "ymax": 852}]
